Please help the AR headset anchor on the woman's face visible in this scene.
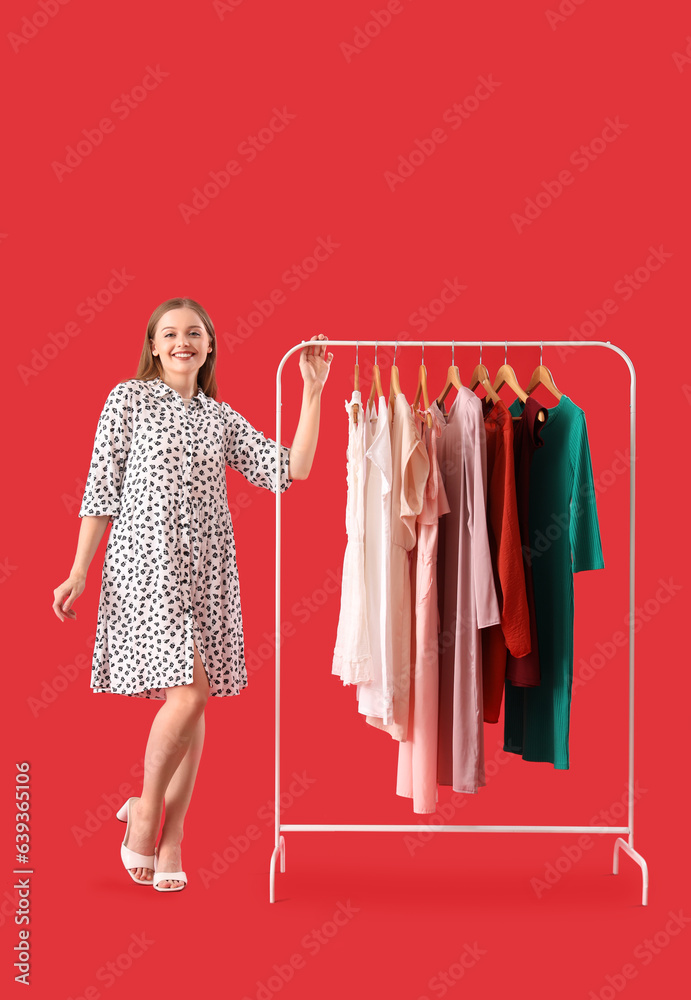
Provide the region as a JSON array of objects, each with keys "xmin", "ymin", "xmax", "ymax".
[{"xmin": 150, "ymin": 307, "xmax": 213, "ymax": 383}]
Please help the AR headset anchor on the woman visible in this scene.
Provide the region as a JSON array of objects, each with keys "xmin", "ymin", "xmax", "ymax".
[{"xmin": 52, "ymin": 298, "xmax": 332, "ymax": 891}]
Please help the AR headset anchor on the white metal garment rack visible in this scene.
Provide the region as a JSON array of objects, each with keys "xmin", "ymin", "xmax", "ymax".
[{"xmin": 268, "ymin": 339, "xmax": 648, "ymax": 905}]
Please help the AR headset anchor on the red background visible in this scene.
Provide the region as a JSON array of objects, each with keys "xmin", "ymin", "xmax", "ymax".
[{"xmin": 3, "ymin": 1, "xmax": 690, "ymax": 997}]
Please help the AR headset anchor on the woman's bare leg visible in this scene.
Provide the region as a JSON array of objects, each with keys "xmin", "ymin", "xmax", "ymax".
[
  {"xmin": 124, "ymin": 642, "xmax": 210, "ymax": 883},
  {"xmin": 155, "ymin": 710, "xmax": 206, "ymax": 887}
]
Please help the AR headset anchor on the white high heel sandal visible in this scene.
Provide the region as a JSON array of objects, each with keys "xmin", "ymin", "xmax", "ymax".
[
  {"xmin": 152, "ymin": 846, "xmax": 187, "ymax": 893},
  {"xmin": 115, "ymin": 797, "xmax": 156, "ymax": 885}
]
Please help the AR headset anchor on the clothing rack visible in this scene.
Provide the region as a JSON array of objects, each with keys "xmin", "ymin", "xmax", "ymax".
[{"xmin": 268, "ymin": 340, "xmax": 648, "ymax": 905}]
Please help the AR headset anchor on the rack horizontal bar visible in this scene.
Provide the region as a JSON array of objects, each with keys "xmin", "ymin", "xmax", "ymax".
[{"xmin": 281, "ymin": 824, "xmax": 630, "ymax": 835}]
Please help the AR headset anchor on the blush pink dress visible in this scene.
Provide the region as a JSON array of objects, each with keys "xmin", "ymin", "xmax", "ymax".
[
  {"xmin": 366, "ymin": 392, "xmax": 428, "ymax": 742},
  {"xmin": 434, "ymin": 392, "xmax": 500, "ymax": 794},
  {"xmin": 396, "ymin": 403, "xmax": 450, "ymax": 812}
]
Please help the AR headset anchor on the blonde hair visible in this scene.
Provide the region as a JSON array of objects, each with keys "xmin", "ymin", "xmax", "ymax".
[{"xmin": 135, "ymin": 297, "xmax": 219, "ymax": 399}]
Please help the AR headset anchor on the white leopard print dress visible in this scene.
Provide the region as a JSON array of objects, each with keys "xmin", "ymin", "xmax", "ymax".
[{"xmin": 78, "ymin": 376, "xmax": 293, "ymax": 699}]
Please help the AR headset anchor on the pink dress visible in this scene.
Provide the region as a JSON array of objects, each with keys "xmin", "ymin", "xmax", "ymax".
[
  {"xmin": 396, "ymin": 403, "xmax": 450, "ymax": 812},
  {"xmin": 366, "ymin": 393, "xmax": 428, "ymax": 741},
  {"xmin": 434, "ymin": 392, "xmax": 500, "ymax": 794}
]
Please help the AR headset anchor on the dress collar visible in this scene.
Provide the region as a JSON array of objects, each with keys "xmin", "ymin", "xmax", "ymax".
[{"xmin": 149, "ymin": 375, "xmax": 211, "ymax": 408}]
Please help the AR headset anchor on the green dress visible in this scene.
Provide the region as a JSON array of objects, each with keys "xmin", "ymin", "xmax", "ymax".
[{"xmin": 503, "ymin": 394, "xmax": 604, "ymax": 768}]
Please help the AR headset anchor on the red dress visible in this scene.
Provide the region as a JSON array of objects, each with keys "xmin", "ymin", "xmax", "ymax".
[
  {"xmin": 506, "ymin": 396, "xmax": 547, "ymax": 688},
  {"xmin": 480, "ymin": 398, "xmax": 531, "ymax": 722}
]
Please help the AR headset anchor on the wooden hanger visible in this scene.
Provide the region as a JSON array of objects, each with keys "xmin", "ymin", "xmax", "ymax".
[
  {"xmin": 468, "ymin": 343, "xmax": 500, "ymax": 405},
  {"xmin": 413, "ymin": 345, "xmax": 433, "ymax": 428},
  {"xmin": 353, "ymin": 344, "xmax": 359, "ymax": 426},
  {"xmin": 493, "ymin": 342, "xmax": 546, "ymax": 422},
  {"xmin": 526, "ymin": 342, "xmax": 562, "ymax": 401},
  {"xmin": 436, "ymin": 341, "xmax": 463, "ymax": 408},
  {"xmin": 368, "ymin": 357, "xmax": 384, "ymax": 408},
  {"xmin": 388, "ymin": 342, "xmax": 402, "ymax": 423},
  {"xmin": 493, "ymin": 340, "xmax": 528, "ymax": 400}
]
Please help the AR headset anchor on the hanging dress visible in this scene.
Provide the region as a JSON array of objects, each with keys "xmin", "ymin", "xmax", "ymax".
[
  {"xmin": 434, "ymin": 392, "xmax": 500, "ymax": 794},
  {"xmin": 356, "ymin": 395, "xmax": 394, "ymax": 724},
  {"xmin": 366, "ymin": 392, "xmax": 428, "ymax": 742},
  {"xmin": 506, "ymin": 396, "xmax": 548, "ymax": 688},
  {"xmin": 332, "ymin": 390, "xmax": 373, "ymax": 684},
  {"xmin": 480, "ymin": 397, "xmax": 531, "ymax": 723},
  {"xmin": 78, "ymin": 376, "xmax": 293, "ymax": 699},
  {"xmin": 503, "ymin": 395, "xmax": 604, "ymax": 768},
  {"xmin": 396, "ymin": 403, "xmax": 450, "ymax": 812}
]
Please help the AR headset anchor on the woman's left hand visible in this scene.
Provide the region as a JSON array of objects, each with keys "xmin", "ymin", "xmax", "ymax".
[{"xmin": 299, "ymin": 334, "xmax": 333, "ymax": 390}]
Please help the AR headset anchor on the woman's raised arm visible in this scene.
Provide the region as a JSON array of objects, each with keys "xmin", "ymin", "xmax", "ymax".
[{"xmin": 288, "ymin": 334, "xmax": 333, "ymax": 481}]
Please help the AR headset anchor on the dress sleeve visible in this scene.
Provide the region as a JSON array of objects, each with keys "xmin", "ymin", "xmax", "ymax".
[
  {"xmin": 399, "ymin": 413, "xmax": 429, "ymax": 549},
  {"xmin": 493, "ymin": 418, "xmax": 531, "ymax": 656},
  {"xmin": 570, "ymin": 409, "xmax": 605, "ymax": 572},
  {"xmin": 79, "ymin": 382, "xmax": 133, "ymax": 523},
  {"xmin": 221, "ymin": 401, "xmax": 293, "ymax": 494}
]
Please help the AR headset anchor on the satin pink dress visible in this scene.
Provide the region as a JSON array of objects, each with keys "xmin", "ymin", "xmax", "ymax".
[
  {"xmin": 366, "ymin": 392, "xmax": 428, "ymax": 742},
  {"xmin": 396, "ymin": 403, "xmax": 450, "ymax": 812},
  {"xmin": 434, "ymin": 392, "xmax": 500, "ymax": 794}
]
